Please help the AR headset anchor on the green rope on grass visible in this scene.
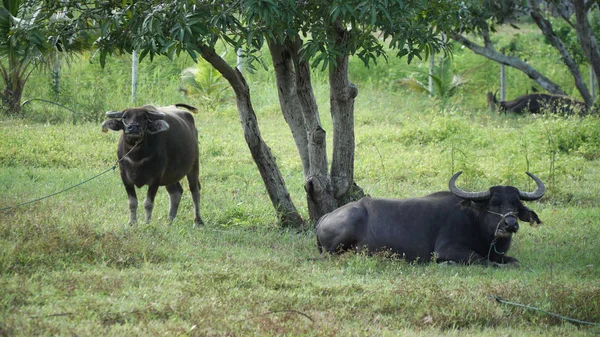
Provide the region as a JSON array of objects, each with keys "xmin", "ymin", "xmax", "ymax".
[
  {"xmin": 493, "ymin": 296, "xmax": 600, "ymax": 327},
  {"xmin": 0, "ymin": 164, "xmax": 117, "ymax": 212}
]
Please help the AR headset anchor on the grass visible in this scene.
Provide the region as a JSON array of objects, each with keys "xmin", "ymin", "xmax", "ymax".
[{"xmin": 1, "ymin": 28, "xmax": 600, "ymax": 335}]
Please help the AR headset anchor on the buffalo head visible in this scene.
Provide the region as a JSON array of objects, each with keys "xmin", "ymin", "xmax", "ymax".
[
  {"xmin": 449, "ymin": 171, "xmax": 545, "ymax": 239},
  {"xmin": 102, "ymin": 105, "xmax": 170, "ymax": 143}
]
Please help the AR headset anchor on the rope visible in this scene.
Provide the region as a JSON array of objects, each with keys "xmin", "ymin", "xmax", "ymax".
[
  {"xmin": 0, "ymin": 164, "xmax": 117, "ymax": 212},
  {"xmin": 21, "ymin": 98, "xmax": 80, "ymax": 116},
  {"xmin": 1, "ymin": 99, "xmax": 145, "ymax": 212},
  {"xmin": 0, "ymin": 140, "xmax": 142, "ymax": 212},
  {"xmin": 493, "ymin": 296, "xmax": 600, "ymax": 327},
  {"xmin": 486, "ymin": 210, "xmax": 515, "ymax": 259}
]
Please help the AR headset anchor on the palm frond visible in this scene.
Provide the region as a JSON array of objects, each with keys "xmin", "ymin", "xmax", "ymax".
[{"xmin": 396, "ymin": 77, "xmax": 432, "ymax": 95}]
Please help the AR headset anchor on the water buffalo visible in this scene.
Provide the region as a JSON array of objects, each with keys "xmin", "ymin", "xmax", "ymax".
[
  {"xmin": 487, "ymin": 91, "xmax": 587, "ymax": 115},
  {"xmin": 102, "ymin": 103, "xmax": 203, "ymax": 226},
  {"xmin": 315, "ymin": 172, "xmax": 545, "ymax": 267}
]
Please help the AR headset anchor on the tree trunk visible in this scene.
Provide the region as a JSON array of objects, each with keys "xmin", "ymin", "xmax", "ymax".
[
  {"xmin": 290, "ymin": 41, "xmax": 339, "ymax": 221},
  {"xmin": 329, "ymin": 24, "xmax": 365, "ymax": 207},
  {"xmin": 199, "ymin": 45, "xmax": 304, "ymax": 228},
  {"xmin": 450, "ymin": 32, "xmax": 567, "ymax": 95},
  {"xmin": 529, "ymin": 1, "xmax": 593, "ymax": 106},
  {"xmin": 268, "ymin": 37, "xmax": 345, "ymax": 223},
  {"xmin": 573, "ymin": 0, "xmax": 600, "ymax": 95},
  {"xmin": 1, "ymin": 56, "xmax": 26, "ymax": 115},
  {"xmin": 267, "ymin": 39, "xmax": 310, "ymax": 178},
  {"xmin": 2, "ymin": 75, "xmax": 24, "ymax": 115}
]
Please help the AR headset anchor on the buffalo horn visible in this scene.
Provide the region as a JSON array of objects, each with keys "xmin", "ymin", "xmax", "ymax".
[
  {"xmin": 105, "ymin": 111, "xmax": 123, "ymax": 119},
  {"xmin": 518, "ymin": 172, "xmax": 546, "ymax": 201},
  {"xmin": 448, "ymin": 171, "xmax": 491, "ymax": 201}
]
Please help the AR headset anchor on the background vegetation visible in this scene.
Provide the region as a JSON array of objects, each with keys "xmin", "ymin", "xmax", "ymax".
[{"xmin": 1, "ymin": 25, "xmax": 600, "ymax": 335}]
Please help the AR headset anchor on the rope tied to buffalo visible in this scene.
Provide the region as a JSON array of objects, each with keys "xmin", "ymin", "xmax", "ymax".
[
  {"xmin": 486, "ymin": 210, "xmax": 516, "ymax": 257},
  {"xmin": 0, "ymin": 140, "xmax": 142, "ymax": 212}
]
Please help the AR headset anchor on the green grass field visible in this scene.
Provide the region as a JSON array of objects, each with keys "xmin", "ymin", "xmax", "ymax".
[{"xmin": 1, "ymin": 36, "xmax": 600, "ymax": 335}]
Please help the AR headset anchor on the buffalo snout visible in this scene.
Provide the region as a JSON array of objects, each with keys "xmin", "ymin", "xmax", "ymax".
[
  {"xmin": 124, "ymin": 123, "xmax": 142, "ymax": 134},
  {"xmin": 504, "ymin": 215, "xmax": 519, "ymax": 233}
]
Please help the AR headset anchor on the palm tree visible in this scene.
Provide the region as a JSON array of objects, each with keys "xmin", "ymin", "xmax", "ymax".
[{"xmin": 396, "ymin": 56, "xmax": 468, "ymax": 103}]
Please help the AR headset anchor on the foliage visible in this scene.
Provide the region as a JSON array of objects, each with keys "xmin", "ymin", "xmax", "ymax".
[
  {"xmin": 179, "ymin": 58, "xmax": 231, "ymax": 111},
  {"xmin": 0, "ymin": 0, "xmax": 92, "ymax": 114},
  {"xmin": 455, "ymin": 0, "xmax": 524, "ymax": 34},
  {"xmin": 396, "ymin": 56, "xmax": 468, "ymax": 104}
]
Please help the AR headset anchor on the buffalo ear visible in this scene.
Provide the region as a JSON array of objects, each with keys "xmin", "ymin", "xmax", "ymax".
[
  {"xmin": 147, "ymin": 120, "xmax": 170, "ymax": 134},
  {"xmin": 102, "ymin": 119, "xmax": 123, "ymax": 133},
  {"xmin": 518, "ymin": 204, "xmax": 543, "ymax": 227}
]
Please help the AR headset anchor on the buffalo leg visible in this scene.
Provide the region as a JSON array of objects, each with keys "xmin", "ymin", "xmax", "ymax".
[
  {"xmin": 436, "ymin": 246, "xmax": 519, "ymax": 267},
  {"xmin": 436, "ymin": 245, "xmax": 487, "ymax": 265},
  {"xmin": 187, "ymin": 167, "xmax": 203, "ymax": 226},
  {"xmin": 125, "ymin": 184, "xmax": 138, "ymax": 225},
  {"xmin": 144, "ymin": 184, "xmax": 160, "ymax": 223},
  {"xmin": 165, "ymin": 182, "xmax": 184, "ymax": 222}
]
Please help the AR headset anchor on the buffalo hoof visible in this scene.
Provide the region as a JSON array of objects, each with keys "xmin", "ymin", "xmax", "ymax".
[{"xmin": 193, "ymin": 218, "xmax": 204, "ymax": 227}]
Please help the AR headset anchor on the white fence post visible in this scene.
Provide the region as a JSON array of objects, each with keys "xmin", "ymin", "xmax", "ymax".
[
  {"xmin": 132, "ymin": 50, "xmax": 139, "ymax": 104},
  {"xmin": 428, "ymin": 52, "xmax": 434, "ymax": 96}
]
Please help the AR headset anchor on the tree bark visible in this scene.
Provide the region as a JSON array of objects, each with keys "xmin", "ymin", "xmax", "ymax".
[
  {"xmin": 329, "ymin": 24, "xmax": 365, "ymax": 206},
  {"xmin": 529, "ymin": 1, "xmax": 593, "ymax": 106},
  {"xmin": 267, "ymin": 39, "xmax": 310, "ymax": 178},
  {"xmin": 449, "ymin": 31, "xmax": 567, "ymax": 96},
  {"xmin": 199, "ymin": 45, "xmax": 304, "ymax": 228}
]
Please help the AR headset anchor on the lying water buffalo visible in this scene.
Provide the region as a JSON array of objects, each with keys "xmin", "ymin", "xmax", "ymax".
[
  {"xmin": 102, "ymin": 103, "xmax": 203, "ymax": 226},
  {"xmin": 487, "ymin": 91, "xmax": 587, "ymax": 115},
  {"xmin": 315, "ymin": 172, "xmax": 545, "ymax": 267}
]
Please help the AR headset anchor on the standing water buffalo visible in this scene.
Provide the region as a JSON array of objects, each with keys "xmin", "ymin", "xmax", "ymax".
[
  {"xmin": 102, "ymin": 103, "xmax": 203, "ymax": 226},
  {"xmin": 315, "ymin": 172, "xmax": 545, "ymax": 267},
  {"xmin": 486, "ymin": 91, "xmax": 587, "ymax": 115}
]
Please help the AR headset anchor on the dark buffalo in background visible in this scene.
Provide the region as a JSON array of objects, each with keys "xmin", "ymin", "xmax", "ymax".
[
  {"xmin": 102, "ymin": 103, "xmax": 203, "ymax": 226},
  {"xmin": 486, "ymin": 91, "xmax": 588, "ymax": 115},
  {"xmin": 315, "ymin": 172, "xmax": 545, "ymax": 267}
]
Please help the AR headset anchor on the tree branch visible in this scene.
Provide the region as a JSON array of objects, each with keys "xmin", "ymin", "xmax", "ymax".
[
  {"xmin": 449, "ymin": 32, "xmax": 566, "ymax": 95},
  {"xmin": 528, "ymin": 0, "xmax": 592, "ymax": 105}
]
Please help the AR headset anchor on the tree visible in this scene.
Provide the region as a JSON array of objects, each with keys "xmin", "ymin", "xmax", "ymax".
[
  {"xmin": 70, "ymin": 0, "xmax": 458, "ymax": 227},
  {"xmin": 0, "ymin": 0, "xmax": 89, "ymax": 114},
  {"xmin": 450, "ymin": 0, "xmax": 600, "ymax": 109},
  {"xmin": 260, "ymin": 1, "xmax": 459, "ymax": 221}
]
